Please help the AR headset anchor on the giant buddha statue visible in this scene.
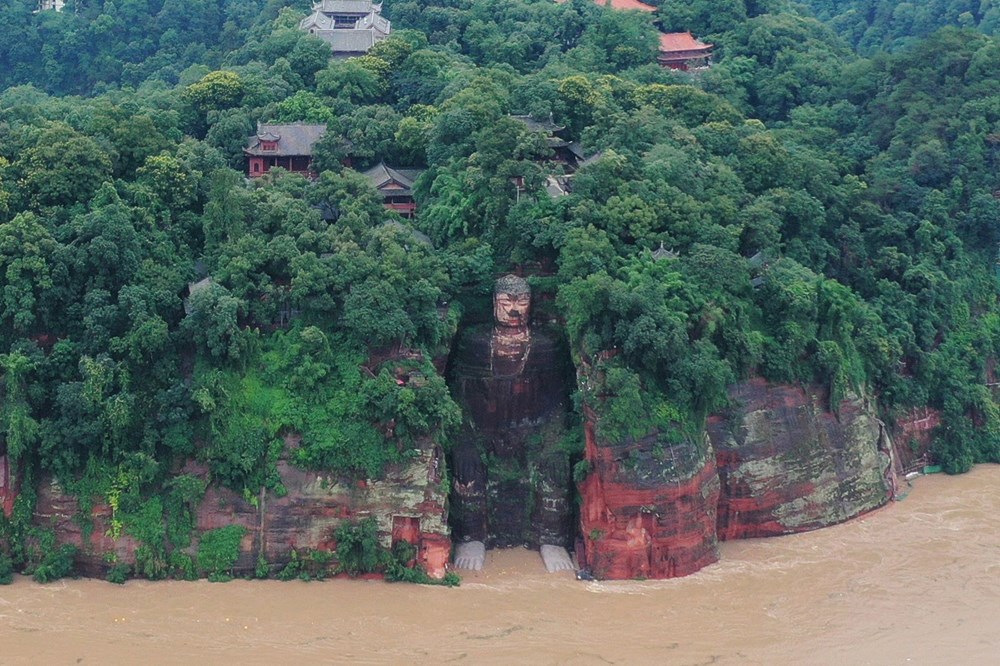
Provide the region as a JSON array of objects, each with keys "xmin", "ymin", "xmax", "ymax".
[{"xmin": 449, "ymin": 275, "xmax": 575, "ymax": 572}]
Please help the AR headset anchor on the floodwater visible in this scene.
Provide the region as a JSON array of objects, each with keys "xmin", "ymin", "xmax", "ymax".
[{"xmin": 2, "ymin": 466, "xmax": 999, "ymax": 665}]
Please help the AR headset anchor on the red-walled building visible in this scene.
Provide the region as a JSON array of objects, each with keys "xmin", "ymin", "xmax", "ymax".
[
  {"xmin": 245, "ymin": 123, "xmax": 327, "ymax": 179},
  {"xmin": 658, "ymin": 32, "xmax": 714, "ymax": 71}
]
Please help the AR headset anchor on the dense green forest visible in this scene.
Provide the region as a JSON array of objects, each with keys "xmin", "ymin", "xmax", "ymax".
[
  {"xmin": 1, "ymin": 0, "xmax": 999, "ymax": 581},
  {"xmin": 801, "ymin": 0, "xmax": 1000, "ymax": 51}
]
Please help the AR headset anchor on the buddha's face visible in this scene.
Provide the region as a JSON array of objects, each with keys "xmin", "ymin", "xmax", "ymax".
[{"xmin": 494, "ymin": 291, "xmax": 531, "ymax": 328}]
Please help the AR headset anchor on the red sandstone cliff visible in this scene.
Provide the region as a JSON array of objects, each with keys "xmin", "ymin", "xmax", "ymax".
[
  {"xmin": 891, "ymin": 406, "xmax": 940, "ymax": 472},
  {"xmin": 577, "ymin": 407, "xmax": 720, "ymax": 579},
  {"xmin": 576, "ymin": 365, "xmax": 898, "ymax": 579},
  {"xmin": 33, "ymin": 478, "xmax": 143, "ymax": 577},
  {"xmin": 0, "ymin": 452, "xmax": 16, "ymax": 519},
  {"xmin": 193, "ymin": 444, "xmax": 451, "ymax": 578},
  {"xmin": 708, "ymin": 378, "xmax": 894, "ymax": 540}
]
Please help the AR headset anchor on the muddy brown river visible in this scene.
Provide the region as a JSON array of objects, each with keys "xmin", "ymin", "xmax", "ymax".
[{"xmin": 2, "ymin": 465, "xmax": 999, "ymax": 665}]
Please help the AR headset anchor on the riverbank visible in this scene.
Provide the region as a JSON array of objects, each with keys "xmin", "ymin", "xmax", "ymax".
[{"xmin": 2, "ymin": 465, "xmax": 998, "ymax": 664}]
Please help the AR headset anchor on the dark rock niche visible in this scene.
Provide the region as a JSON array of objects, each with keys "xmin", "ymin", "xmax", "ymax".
[{"xmin": 446, "ymin": 277, "xmax": 576, "ymax": 551}]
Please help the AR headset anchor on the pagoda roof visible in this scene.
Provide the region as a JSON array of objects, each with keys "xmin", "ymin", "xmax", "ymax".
[
  {"xmin": 652, "ymin": 242, "xmax": 679, "ymax": 261},
  {"xmin": 301, "ymin": 12, "xmax": 336, "ymax": 31},
  {"xmin": 658, "ymin": 32, "xmax": 713, "ymax": 53},
  {"xmin": 245, "ymin": 123, "xmax": 327, "ymax": 156}
]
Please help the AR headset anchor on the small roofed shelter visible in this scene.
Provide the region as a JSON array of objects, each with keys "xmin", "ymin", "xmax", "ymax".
[
  {"xmin": 363, "ymin": 163, "xmax": 425, "ymax": 218},
  {"xmin": 245, "ymin": 123, "xmax": 327, "ymax": 179},
  {"xmin": 658, "ymin": 32, "xmax": 713, "ymax": 71},
  {"xmin": 300, "ymin": 0, "xmax": 391, "ymax": 56}
]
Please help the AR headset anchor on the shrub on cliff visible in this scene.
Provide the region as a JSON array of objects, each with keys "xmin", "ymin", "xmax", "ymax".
[
  {"xmin": 198, "ymin": 525, "xmax": 246, "ymax": 582},
  {"xmin": 334, "ymin": 518, "xmax": 387, "ymax": 576},
  {"xmin": 0, "ymin": 553, "xmax": 13, "ymax": 585},
  {"xmin": 31, "ymin": 545, "xmax": 77, "ymax": 584},
  {"xmin": 333, "ymin": 518, "xmax": 460, "ymax": 586}
]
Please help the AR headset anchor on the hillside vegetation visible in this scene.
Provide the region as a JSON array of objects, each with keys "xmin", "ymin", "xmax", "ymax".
[{"xmin": 1, "ymin": 0, "xmax": 999, "ymax": 579}]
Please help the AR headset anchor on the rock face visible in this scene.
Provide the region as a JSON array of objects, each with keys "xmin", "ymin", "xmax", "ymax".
[
  {"xmin": 195, "ymin": 446, "xmax": 451, "ymax": 577},
  {"xmin": 33, "ymin": 477, "xmax": 143, "ymax": 577},
  {"xmin": 576, "ymin": 374, "xmax": 896, "ymax": 579},
  {"xmin": 708, "ymin": 378, "xmax": 893, "ymax": 541},
  {"xmin": 33, "ymin": 443, "xmax": 451, "ymax": 579},
  {"xmin": 577, "ymin": 408, "xmax": 721, "ymax": 580},
  {"xmin": 892, "ymin": 406, "xmax": 940, "ymax": 472},
  {"xmin": 0, "ymin": 451, "xmax": 16, "ymax": 519}
]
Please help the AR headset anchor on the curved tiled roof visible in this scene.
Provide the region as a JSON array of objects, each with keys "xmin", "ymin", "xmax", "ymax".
[
  {"xmin": 658, "ymin": 32, "xmax": 713, "ymax": 53},
  {"xmin": 599, "ymin": 0, "xmax": 655, "ymax": 11},
  {"xmin": 313, "ymin": 0, "xmax": 379, "ymax": 14},
  {"xmin": 363, "ymin": 162, "xmax": 424, "ymax": 197},
  {"xmin": 554, "ymin": 0, "xmax": 656, "ymax": 12}
]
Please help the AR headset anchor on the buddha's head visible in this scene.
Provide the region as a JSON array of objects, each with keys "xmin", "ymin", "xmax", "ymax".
[{"xmin": 493, "ymin": 274, "xmax": 531, "ymax": 329}]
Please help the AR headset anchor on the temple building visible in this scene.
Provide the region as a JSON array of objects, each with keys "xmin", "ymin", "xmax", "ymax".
[
  {"xmin": 363, "ymin": 162, "xmax": 424, "ymax": 218},
  {"xmin": 299, "ymin": 0, "xmax": 391, "ymax": 56},
  {"xmin": 244, "ymin": 123, "xmax": 327, "ymax": 179},
  {"xmin": 36, "ymin": 0, "xmax": 65, "ymax": 11},
  {"xmin": 511, "ymin": 114, "xmax": 586, "ymax": 168},
  {"xmin": 658, "ymin": 32, "xmax": 714, "ymax": 71}
]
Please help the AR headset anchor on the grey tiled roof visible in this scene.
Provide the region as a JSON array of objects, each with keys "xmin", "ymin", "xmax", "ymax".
[
  {"xmin": 357, "ymin": 11, "xmax": 390, "ymax": 34},
  {"xmin": 300, "ymin": 12, "xmax": 335, "ymax": 30},
  {"xmin": 318, "ymin": 28, "xmax": 380, "ymax": 53},
  {"xmin": 245, "ymin": 123, "xmax": 327, "ymax": 156},
  {"xmin": 577, "ymin": 150, "xmax": 604, "ymax": 169},
  {"xmin": 383, "ymin": 220, "xmax": 432, "ymax": 246},
  {"xmin": 511, "ymin": 114, "xmax": 565, "ymax": 134},
  {"xmin": 363, "ymin": 162, "xmax": 425, "ymax": 197}
]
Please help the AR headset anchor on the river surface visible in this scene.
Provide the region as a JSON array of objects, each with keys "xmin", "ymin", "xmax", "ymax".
[{"xmin": 2, "ymin": 465, "xmax": 999, "ymax": 665}]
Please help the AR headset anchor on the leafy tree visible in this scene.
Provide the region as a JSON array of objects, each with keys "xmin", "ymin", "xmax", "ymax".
[
  {"xmin": 184, "ymin": 70, "xmax": 246, "ymax": 113},
  {"xmin": 15, "ymin": 124, "xmax": 113, "ymax": 208},
  {"xmin": 182, "ymin": 282, "xmax": 248, "ymax": 360}
]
